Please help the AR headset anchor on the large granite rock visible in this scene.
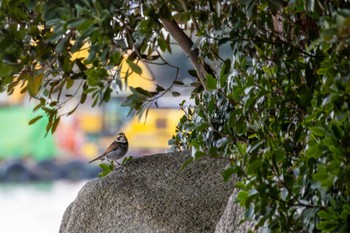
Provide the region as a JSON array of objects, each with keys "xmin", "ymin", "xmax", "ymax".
[
  {"xmin": 214, "ymin": 189, "xmax": 253, "ymax": 233},
  {"xmin": 60, "ymin": 152, "xmax": 248, "ymax": 233}
]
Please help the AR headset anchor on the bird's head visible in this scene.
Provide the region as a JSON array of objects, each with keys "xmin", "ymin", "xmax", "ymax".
[{"xmin": 116, "ymin": 132, "xmax": 128, "ymax": 143}]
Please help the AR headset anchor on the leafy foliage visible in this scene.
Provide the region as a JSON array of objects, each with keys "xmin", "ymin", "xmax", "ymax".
[
  {"xmin": 170, "ymin": 1, "xmax": 350, "ymax": 232},
  {"xmin": 98, "ymin": 162, "xmax": 115, "ymax": 177},
  {"xmin": 98, "ymin": 156, "xmax": 133, "ymax": 177},
  {"xmin": 1, "ymin": 0, "xmax": 350, "ymax": 232}
]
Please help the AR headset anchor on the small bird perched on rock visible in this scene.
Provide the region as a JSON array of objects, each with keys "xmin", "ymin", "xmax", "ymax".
[{"xmin": 89, "ymin": 132, "xmax": 128, "ymax": 164}]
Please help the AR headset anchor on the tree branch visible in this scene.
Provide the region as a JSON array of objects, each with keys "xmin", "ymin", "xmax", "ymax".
[{"xmin": 160, "ymin": 18, "xmax": 210, "ymax": 91}]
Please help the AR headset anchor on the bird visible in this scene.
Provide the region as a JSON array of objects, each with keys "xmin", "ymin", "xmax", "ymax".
[{"xmin": 89, "ymin": 132, "xmax": 128, "ymax": 164}]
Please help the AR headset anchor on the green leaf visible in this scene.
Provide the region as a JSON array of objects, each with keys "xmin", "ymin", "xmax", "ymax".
[
  {"xmin": 306, "ymin": 145, "xmax": 322, "ymax": 159},
  {"xmin": 110, "ymin": 50, "xmax": 122, "ymax": 65},
  {"xmin": 84, "ymin": 87, "xmax": 98, "ymax": 94},
  {"xmin": 213, "ymin": 13, "xmax": 221, "ymax": 30},
  {"xmin": 66, "ymin": 79, "xmax": 74, "ymax": 89},
  {"xmin": 181, "ymin": 157, "xmax": 194, "ymax": 170},
  {"xmin": 310, "ymin": 126, "xmax": 326, "ymax": 137},
  {"xmin": 317, "ymin": 210, "xmax": 334, "ymax": 220},
  {"xmin": 194, "ymin": 151, "xmax": 207, "ymax": 160},
  {"xmin": 188, "ymin": 69, "xmax": 198, "ymax": 77},
  {"xmin": 235, "ymin": 181, "xmax": 245, "ymax": 189},
  {"xmin": 98, "ymin": 162, "xmax": 115, "ymax": 177},
  {"xmin": 222, "ymin": 167, "xmax": 235, "ymax": 181},
  {"xmin": 206, "ymin": 74, "xmax": 217, "ymax": 90},
  {"xmin": 172, "ymin": 91, "xmax": 180, "ymax": 97},
  {"xmin": 237, "ymin": 142, "xmax": 247, "ymax": 156},
  {"xmin": 156, "ymin": 84, "xmax": 165, "ymax": 91},
  {"xmin": 28, "ymin": 115, "xmax": 43, "ymax": 125},
  {"xmin": 51, "ymin": 117, "xmax": 60, "ymax": 134},
  {"xmin": 273, "ymin": 148, "xmax": 286, "ymax": 163},
  {"xmin": 126, "ymin": 59, "xmax": 142, "ymax": 74},
  {"xmin": 173, "ymin": 80, "xmax": 185, "ymax": 85},
  {"xmin": 158, "ymin": 36, "xmax": 167, "ymax": 52},
  {"xmin": 284, "ymin": 174, "xmax": 294, "ymax": 189},
  {"xmin": 209, "ymin": 146, "xmax": 219, "ymax": 157},
  {"xmin": 122, "ymin": 156, "xmax": 133, "ymax": 165},
  {"xmin": 27, "ymin": 74, "xmax": 44, "ymax": 97},
  {"xmin": 247, "ymin": 159, "xmax": 263, "ymax": 175},
  {"xmin": 66, "ymin": 18, "xmax": 94, "ymax": 30},
  {"xmin": 328, "ymin": 145, "xmax": 342, "ymax": 156},
  {"xmin": 80, "ymin": 92, "xmax": 87, "ymax": 104},
  {"xmin": 313, "ymin": 165, "xmax": 334, "ymax": 189},
  {"xmin": 55, "ymin": 35, "xmax": 70, "ymax": 55},
  {"xmin": 220, "ymin": 59, "xmax": 231, "ymax": 87},
  {"xmin": 235, "ymin": 117, "xmax": 247, "ymax": 134},
  {"xmin": 102, "ymin": 87, "xmax": 112, "ymax": 102},
  {"xmin": 267, "ymin": 0, "xmax": 283, "ymax": 10},
  {"xmin": 99, "ymin": 163, "xmax": 110, "ymax": 171},
  {"xmin": 85, "ymin": 68, "xmax": 108, "ymax": 86},
  {"xmin": 133, "ymin": 87, "xmax": 153, "ymax": 97},
  {"xmin": 237, "ymin": 190, "xmax": 249, "ymax": 206},
  {"xmin": 33, "ymin": 102, "xmax": 44, "ymax": 112}
]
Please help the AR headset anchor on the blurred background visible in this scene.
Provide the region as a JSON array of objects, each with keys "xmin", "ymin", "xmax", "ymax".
[{"xmin": 0, "ymin": 46, "xmax": 193, "ymax": 233}]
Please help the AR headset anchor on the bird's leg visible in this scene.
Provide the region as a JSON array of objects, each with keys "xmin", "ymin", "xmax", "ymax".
[{"xmin": 112, "ymin": 160, "xmax": 122, "ymax": 170}]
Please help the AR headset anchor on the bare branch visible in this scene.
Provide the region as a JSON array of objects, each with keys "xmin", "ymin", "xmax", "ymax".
[{"xmin": 160, "ymin": 18, "xmax": 211, "ymax": 91}]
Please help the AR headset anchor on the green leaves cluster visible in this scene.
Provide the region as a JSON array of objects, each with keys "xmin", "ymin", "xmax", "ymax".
[
  {"xmin": 98, "ymin": 156, "xmax": 133, "ymax": 177},
  {"xmin": 171, "ymin": 1, "xmax": 350, "ymax": 232},
  {"xmin": 98, "ymin": 162, "xmax": 115, "ymax": 177}
]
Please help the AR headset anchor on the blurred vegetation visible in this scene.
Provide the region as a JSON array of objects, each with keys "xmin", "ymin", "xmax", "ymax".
[{"xmin": 1, "ymin": 0, "xmax": 350, "ymax": 232}]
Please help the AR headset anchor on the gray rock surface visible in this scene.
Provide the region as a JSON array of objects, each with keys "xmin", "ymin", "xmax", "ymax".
[
  {"xmin": 214, "ymin": 189, "xmax": 253, "ymax": 233},
  {"xmin": 59, "ymin": 152, "xmax": 246, "ymax": 233}
]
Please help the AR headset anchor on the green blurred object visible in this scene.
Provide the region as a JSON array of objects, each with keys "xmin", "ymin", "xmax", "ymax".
[{"xmin": 0, "ymin": 106, "xmax": 57, "ymax": 160}]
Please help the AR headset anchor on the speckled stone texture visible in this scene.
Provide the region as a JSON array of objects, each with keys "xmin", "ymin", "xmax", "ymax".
[
  {"xmin": 59, "ymin": 151, "xmax": 245, "ymax": 233},
  {"xmin": 214, "ymin": 189, "xmax": 253, "ymax": 233}
]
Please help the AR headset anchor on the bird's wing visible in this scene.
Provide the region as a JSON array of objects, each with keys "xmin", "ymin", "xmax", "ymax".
[
  {"xmin": 104, "ymin": 140, "xmax": 119, "ymax": 154},
  {"xmin": 88, "ymin": 141, "xmax": 120, "ymax": 163}
]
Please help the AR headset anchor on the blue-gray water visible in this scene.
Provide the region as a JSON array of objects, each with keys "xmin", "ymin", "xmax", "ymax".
[{"xmin": 0, "ymin": 181, "xmax": 86, "ymax": 233}]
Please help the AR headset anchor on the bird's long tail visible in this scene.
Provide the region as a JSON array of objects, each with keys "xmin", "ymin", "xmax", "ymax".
[{"xmin": 88, "ymin": 155, "xmax": 104, "ymax": 163}]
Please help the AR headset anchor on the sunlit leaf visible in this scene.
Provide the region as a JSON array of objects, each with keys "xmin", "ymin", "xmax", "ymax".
[
  {"xmin": 27, "ymin": 74, "xmax": 44, "ymax": 97},
  {"xmin": 126, "ymin": 59, "xmax": 142, "ymax": 74},
  {"xmin": 206, "ymin": 74, "xmax": 217, "ymax": 90},
  {"xmin": 310, "ymin": 126, "xmax": 326, "ymax": 137}
]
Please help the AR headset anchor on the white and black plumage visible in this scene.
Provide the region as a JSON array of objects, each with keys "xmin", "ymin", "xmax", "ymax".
[{"xmin": 89, "ymin": 132, "xmax": 128, "ymax": 164}]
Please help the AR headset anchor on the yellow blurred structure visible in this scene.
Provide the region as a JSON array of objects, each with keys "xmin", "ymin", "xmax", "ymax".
[
  {"xmin": 121, "ymin": 108, "xmax": 183, "ymax": 153},
  {"xmin": 78, "ymin": 111, "xmax": 102, "ymax": 133}
]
